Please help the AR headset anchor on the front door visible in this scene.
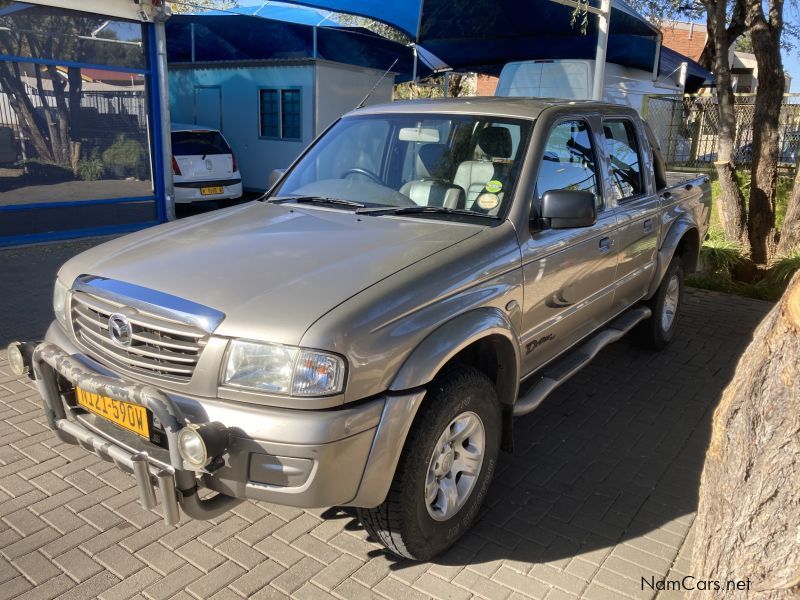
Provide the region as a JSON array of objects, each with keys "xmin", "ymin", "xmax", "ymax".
[
  {"xmin": 194, "ymin": 86, "xmax": 222, "ymax": 130},
  {"xmin": 520, "ymin": 119, "xmax": 619, "ymax": 376}
]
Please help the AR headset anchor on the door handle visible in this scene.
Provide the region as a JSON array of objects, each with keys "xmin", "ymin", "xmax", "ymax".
[
  {"xmin": 599, "ymin": 237, "xmax": 614, "ymax": 253},
  {"xmin": 643, "ymin": 218, "xmax": 653, "ymax": 233}
]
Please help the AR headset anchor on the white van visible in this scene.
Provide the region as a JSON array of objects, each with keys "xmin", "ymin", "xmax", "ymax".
[{"xmin": 495, "ymin": 59, "xmax": 688, "ymax": 114}]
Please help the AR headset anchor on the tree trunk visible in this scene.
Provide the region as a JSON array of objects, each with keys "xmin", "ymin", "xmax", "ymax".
[
  {"xmin": 690, "ymin": 272, "xmax": 800, "ymax": 599},
  {"xmin": 705, "ymin": 0, "xmax": 749, "ymax": 247},
  {"xmin": 746, "ymin": 0, "xmax": 785, "ymax": 264},
  {"xmin": 776, "ymin": 164, "xmax": 800, "ymax": 256},
  {"xmin": 0, "ymin": 61, "xmax": 56, "ymax": 163}
]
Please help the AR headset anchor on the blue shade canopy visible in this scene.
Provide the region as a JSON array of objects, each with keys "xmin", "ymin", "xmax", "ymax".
[
  {"xmin": 165, "ymin": 14, "xmax": 436, "ymax": 81},
  {"xmin": 283, "ymin": 0, "xmax": 662, "ymax": 73},
  {"xmin": 659, "ymin": 46, "xmax": 714, "ymax": 92}
]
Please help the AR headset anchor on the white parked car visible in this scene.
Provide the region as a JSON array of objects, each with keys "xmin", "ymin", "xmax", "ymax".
[{"xmin": 171, "ymin": 124, "xmax": 242, "ymax": 204}]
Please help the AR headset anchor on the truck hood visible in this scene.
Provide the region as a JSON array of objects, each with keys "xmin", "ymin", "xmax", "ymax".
[{"xmin": 59, "ymin": 202, "xmax": 482, "ymax": 344}]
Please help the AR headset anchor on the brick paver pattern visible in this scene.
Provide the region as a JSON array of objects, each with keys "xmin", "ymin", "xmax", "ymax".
[{"xmin": 0, "ymin": 240, "xmax": 773, "ymax": 599}]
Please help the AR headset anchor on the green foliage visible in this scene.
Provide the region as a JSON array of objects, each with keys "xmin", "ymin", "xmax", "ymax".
[
  {"xmin": 102, "ymin": 136, "xmax": 147, "ymax": 178},
  {"xmin": 708, "ymin": 173, "xmax": 792, "ymax": 231},
  {"xmin": 686, "ymin": 272, "xmax": 785, "ymax": 301},
  {"xmin": 699, "ymin": 227, "xmax": 744, "ymax": 276},
  {"xmin": 169, "ymin": 0, "xmax": 238, "ymax": 15},
  {"xmin": 735, "ymin": 33, "xmax": 754, "ymax": 53},
  {"xmin": 771, "ymin": 248, "xmax": 800, "ymax": 284},
  {"xmin": 76, "ymin": 158, "xmax": 104, "ymax": 181}
]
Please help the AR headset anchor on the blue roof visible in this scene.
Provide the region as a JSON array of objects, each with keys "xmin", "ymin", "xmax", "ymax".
[
  {"xmin": 165, "ymin": 14, "xmax": 438, "ymax": 81},
  {"xmin": 660, "ymin": 46, "xmax": 714, "ymax": 92},
  {"xmin": 282, "ymin": 0, "xmax": 663, "ymax": 73}
]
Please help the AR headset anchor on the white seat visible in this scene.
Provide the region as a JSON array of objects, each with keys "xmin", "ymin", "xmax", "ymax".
[{"xmin": 453, "ymin": 127, "xmax": 513, "ymax": 209}]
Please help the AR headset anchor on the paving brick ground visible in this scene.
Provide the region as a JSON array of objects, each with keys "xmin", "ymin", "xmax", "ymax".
[{"xmin": 0, "ymin": 238, "xmax": 774, "ymax": 599}]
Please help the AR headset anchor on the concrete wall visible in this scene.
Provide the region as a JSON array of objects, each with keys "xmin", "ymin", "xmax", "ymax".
[
  {"xmin": 169, "ymin": 64, "xmax": 315, "ymax": 191},
  {"xmin": 315, "ymin": 62, "xmax": 394, "ymax": 133}
]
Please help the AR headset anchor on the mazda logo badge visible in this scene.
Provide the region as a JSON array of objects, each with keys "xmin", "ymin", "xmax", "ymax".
[{"xmin": 108, "ymin": 313, "xmax": 133, "ymax": 347}]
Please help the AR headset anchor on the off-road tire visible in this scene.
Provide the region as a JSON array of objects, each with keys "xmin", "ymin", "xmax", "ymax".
[
  {"xmin": 358, "ymin": 365, "xmax": 501, "ymax": 561},
  {"xmin": 634, "ymin": 255, "xmax": 684, "ymax": 350}
]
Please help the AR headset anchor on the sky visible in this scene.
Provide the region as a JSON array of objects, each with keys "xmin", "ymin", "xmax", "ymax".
[{"xmin": 237, "ymin": 0, "xmax": 799, "ymax": 91}]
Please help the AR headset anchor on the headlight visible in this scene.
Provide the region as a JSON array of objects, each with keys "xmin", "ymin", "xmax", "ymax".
[
  {"xmin": 53, "ymin": 279, "xmax": 68, "ymax": 328},
  {"xmin": 222, "ymin": 340, "xmax": 345, "ymax": 396}
]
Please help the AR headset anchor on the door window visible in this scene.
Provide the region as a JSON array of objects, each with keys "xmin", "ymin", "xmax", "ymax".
[
  {"xmin": 603, "ymin": 120, "xmax": 644, "ymax": 201},
  {"xmin": 537, "ymin": 120, "xmax": 600, "ymax": 209}
]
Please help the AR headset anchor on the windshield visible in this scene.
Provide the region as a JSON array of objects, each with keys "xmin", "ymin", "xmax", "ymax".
[{"xmin": 272, "ymin": 113, "xmax": 533, "ymax": 219}]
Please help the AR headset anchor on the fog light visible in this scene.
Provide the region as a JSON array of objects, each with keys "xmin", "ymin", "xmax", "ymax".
[
  {"xmin": 177, "ymin": 422, "xmax": 229, "ymax": 468},
  {"xmin": 6, "ymin": 342, "xmax": 28, "ymax": 377}
]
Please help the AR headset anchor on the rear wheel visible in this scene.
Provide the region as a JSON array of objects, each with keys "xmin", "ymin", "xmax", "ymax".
[
  {"xmin": 634, "ymin": 255, "xmax": 684, "ymax": 350},
  {"xmin": 358, "ymin": 365, "xmax": 501, "ymax": 560}
]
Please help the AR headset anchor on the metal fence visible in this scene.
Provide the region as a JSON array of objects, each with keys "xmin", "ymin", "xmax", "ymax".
[{"xmin": 643, "ymin": 93, "xmax": 800, "ymax": 175}]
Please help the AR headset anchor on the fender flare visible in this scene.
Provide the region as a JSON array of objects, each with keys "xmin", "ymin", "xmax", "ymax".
[
  {"xmin": 647, "ymin": 217, "xmax": 700, "ymax": 298},
  {"xmin": 388, "ymin": 306, "xmax": 521, "ymax": 405}
]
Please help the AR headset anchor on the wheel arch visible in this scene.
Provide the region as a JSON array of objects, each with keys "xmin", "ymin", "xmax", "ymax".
[
  {"xmin": 647, "ymin": 219, "xmax": 700, "ymax": 299},
  {"xmin": 389, "ymin": 307, "xmax": 521, "ymax": 451}
]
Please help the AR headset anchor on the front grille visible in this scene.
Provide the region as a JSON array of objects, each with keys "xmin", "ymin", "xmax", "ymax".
[{"xmin": 70, "ymin": 290, "xmax": 208, "ymax": 382}]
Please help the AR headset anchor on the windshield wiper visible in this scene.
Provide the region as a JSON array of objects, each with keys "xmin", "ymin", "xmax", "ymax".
[
  {"xmin": 267, "ymin": 196, "xmax": 365, "ymax": 209},
  {"xmin": 357, "ymin": 205, "xmax": 494, "ymax": 218}
]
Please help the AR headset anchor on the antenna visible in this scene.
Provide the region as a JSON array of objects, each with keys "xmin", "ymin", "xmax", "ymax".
[{"xmin": 356, "ymin": 59, "xmax": 398, "ymax": 110}]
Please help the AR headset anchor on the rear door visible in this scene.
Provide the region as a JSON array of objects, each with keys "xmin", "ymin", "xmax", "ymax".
[
  {"xmin": 172, "ymin": 130, "xmax": 235, "ymax": 182},
  {"xmin": 520, "ymin": 118, "xmax": 619, "ymax": 375},
  {"xmin": 602, "ymin": 118, "xmax": 660, "ymax": 312}
]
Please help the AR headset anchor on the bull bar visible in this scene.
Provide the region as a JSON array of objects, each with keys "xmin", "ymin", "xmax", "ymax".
[{"xmin": 30, "ymin": 342, "xmax": 243, "ymax": 526}]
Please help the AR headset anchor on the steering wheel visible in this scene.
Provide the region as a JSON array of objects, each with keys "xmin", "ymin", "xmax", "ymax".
[{"xmin": 342, "ymin": 167, "xmax": 383, "ymax": 185}]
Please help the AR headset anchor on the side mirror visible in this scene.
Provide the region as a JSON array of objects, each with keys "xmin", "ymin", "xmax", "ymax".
[
  {"xmin": 540, "ymin": 189, "xmax": 597, "ymax": 229},
  {"xmin": 268, "ymin": 168, "xmax": 286, "ymax": 188}
]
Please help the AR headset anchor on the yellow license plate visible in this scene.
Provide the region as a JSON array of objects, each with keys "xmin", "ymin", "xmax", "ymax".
[
  {"xmin": 76, "ymin": 388, "xmax": 150, "ymax": 438},
  {"xmin": 200, "ymin": 186, "xmax": 224, "ymax": 195}
]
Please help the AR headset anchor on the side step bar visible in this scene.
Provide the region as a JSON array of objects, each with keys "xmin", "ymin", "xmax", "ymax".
[{"xmin": 513, "ymin": 306, "xmax": 652, "ymax": 417}]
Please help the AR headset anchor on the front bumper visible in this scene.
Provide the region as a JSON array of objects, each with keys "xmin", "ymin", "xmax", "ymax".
[{"xmin": 28, "ymin": 336, "xmax": 425, "ymax": 525}]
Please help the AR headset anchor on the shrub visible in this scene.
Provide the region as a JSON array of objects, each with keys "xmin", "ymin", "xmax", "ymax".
[
  {"xmin": 76, "ymin": 158, "xmax": 104, "ymax": 181},
  {"xmin": 102, "ymin": 136, "xmax": 145, "ymax": 177},
  {"xmin": 771, "ymin": 248, "xmax": 800, "ymax": 285},
  {"xmin": 699, "ymin": 227, "xmax": 744, "ymax": 276}
]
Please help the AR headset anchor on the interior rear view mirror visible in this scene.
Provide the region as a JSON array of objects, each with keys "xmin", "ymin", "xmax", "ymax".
[
  {"xmin": 398, "ymin": 127, "xmax": 441, "ymax": 143},
  {"xmin": 540, "ymin": 189, "xmax": 597, "ymax": 229}
]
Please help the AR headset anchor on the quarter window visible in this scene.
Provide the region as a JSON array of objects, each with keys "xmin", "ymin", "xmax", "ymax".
[
  {"xmin": 259, "ymin": 88, "xmax": 302, "ymax": 140},
  {"xmin": 537, "ymin": 120, "xmax": 600, "ymax": 209},
  {"xmin": 604, "ymin": 120, "xmax": 644, "ymax": 200}
]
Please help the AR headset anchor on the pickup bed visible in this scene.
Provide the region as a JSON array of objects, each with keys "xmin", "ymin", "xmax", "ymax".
[{"xmin": 11, "ymin": 97, "xmax": 709, "ymax": 561}]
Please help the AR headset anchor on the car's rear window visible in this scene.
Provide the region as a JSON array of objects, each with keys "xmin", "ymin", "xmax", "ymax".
[{"xmin": 172, "ymin": 130, "xmax": 231, "ymax": 156}]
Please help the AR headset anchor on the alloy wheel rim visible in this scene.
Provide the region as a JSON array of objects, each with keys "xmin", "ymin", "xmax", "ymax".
[
  {"xmin": 662, "ymin": 274, "xmax": 680, "ymax": 331},
  {"xmin": 425, "ymin": 411, "xmax": 485, "ymax": 522}
]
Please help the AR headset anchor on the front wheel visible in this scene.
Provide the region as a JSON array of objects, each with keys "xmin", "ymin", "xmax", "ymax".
[
  {"xmin": 634, "ymin": 255, "xmax": 684, "ymax": 350},
  {"xmin": 358, "ymin": 365, "xmax": 501, "ymax": 560}
]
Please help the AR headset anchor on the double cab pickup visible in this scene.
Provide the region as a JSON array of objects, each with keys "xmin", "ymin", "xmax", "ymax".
[{"xmin": 10, "ymin": 98, "xmax": 709, "ymax": 560}]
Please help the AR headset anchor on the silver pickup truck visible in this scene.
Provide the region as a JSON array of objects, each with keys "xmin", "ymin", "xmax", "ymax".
[{"xmin": 9, "ymin": 98, "xmax": 709, "ymax": 561}]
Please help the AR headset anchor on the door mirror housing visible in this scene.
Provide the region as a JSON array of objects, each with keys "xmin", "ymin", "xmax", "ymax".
[{"xmin": 539, "ymin": 189, "xmax": 597, "ymax": 229}]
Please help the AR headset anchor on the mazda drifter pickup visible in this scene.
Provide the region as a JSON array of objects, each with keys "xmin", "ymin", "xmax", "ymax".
[{"xmin": 10, "ymin": 98, "xmax": 710, "ymax": 560}]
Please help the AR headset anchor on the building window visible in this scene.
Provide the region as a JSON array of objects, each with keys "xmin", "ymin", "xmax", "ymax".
[{"xmin": 259, "ymin": 88, "xmax": 301, "ymax": 140}]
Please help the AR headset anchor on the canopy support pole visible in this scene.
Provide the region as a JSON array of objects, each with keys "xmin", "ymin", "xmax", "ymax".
[
  {"xmin": 412, "ymin": 44, "xmax": 418, "ymax": 81},
  {"xmin": 592, "ymin": 0, "xmax": 611, "ymax": 101}
]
